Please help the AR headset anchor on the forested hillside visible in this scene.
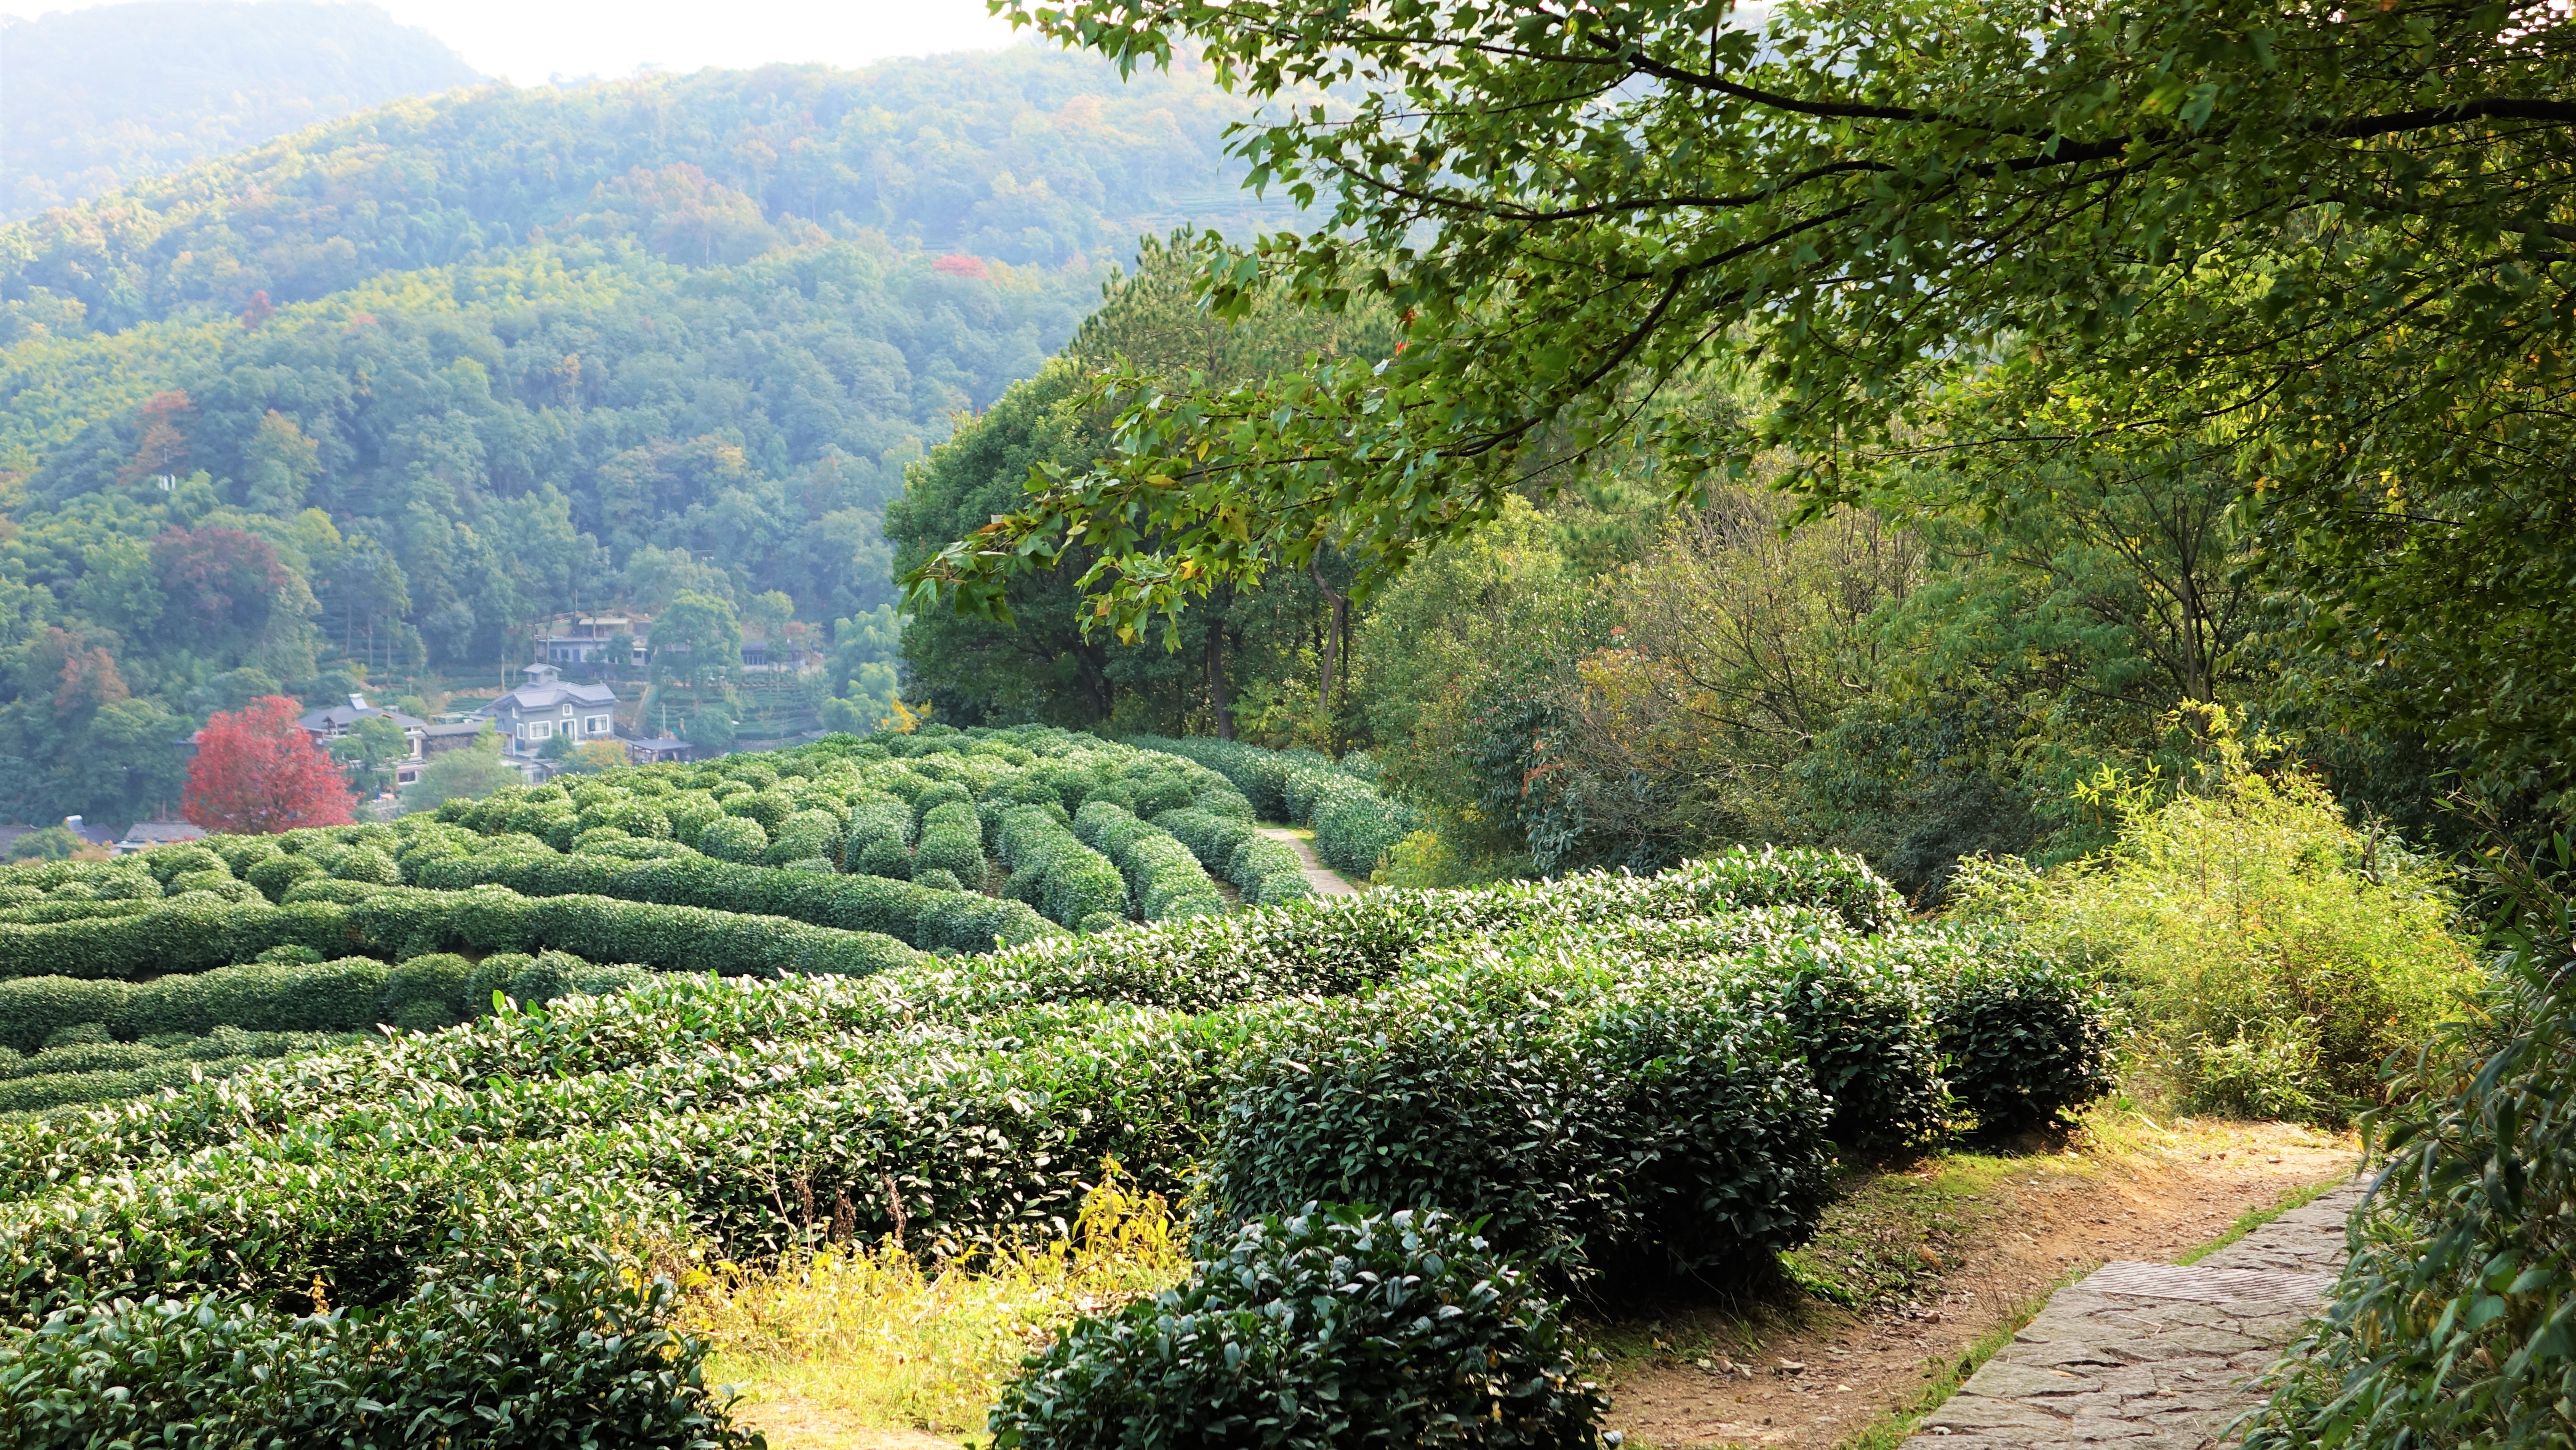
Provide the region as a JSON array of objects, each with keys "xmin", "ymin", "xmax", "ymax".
[
  {"xmin": 0, "ymin": 2, "xmax": 479, "ymax": 220},
  {"xmin": 0, "ymin": 49, "xmax": 1289, "ymax": 829},
  {"xmin": 0, "ymin": 48, "xmax": 1297, "ymax": 334}
]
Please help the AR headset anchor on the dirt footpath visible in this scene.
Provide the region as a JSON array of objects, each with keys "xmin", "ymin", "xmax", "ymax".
[{"xmin": 1599, "ymin": 1120, "xmax": 2358, "ymax": 1450}]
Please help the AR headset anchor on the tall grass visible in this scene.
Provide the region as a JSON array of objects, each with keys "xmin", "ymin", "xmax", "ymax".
[{"xmin": 684, "ymin": 1167, "xmax": 1191, "ymax": 1438}]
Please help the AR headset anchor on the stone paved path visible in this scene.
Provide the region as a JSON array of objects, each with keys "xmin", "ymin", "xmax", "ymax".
[
  {"xmin": 1911, "ymin": 1179, "xmax": 2363, "ymax": 1450},
  {"xmin": 1256, "ymin": 827, "xmax": 1359, "ymax": 896}
]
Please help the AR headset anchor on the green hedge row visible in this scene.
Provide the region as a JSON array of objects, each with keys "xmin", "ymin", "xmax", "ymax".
[
  {"xmin": 330, "ymin": 885, "xmax": 921, "ymax": 979},
  {"xmin": 0, "ymin": 951, "xmax": 659, "ymax": 1116},
  {"xmin": 845, "ymin": 792, "xmax": 914, "ymax": 878},
  {"xmin": 1126, "ymin": 733, "xmax": 1424, "ymax": 876},
  {"xmin": 1073, "ymin": 801, "xmax": 1225, "ymax": 921},
  {"xmin": 0, "ymin": 843, "xmax": 2111, "ymax": 1443},
  {"xmin": 1208, "ymin": 959, "xmax": 1836, "ymax": 1281},
  {"xmin": 995, "ymin": 805, "xmax": 1127, "ymax": 929},
  {"xmin": 0, "ymin": 911, "xmax": 1923, "ymax": 1325},
  {"xmin": 0, "ymin": 878, "xmax": 923, "ymax": 985},
  {"xmin": 990, "ymin": 1207, "xmax": 1602, "ymax": 1450},
  {"xmin": 915, "ymin": 800, "xmax": 987, "ymax": 885},
  {"xmin": 0, "ymin": 898, "xmax": 354, "ymax": 983},
  {"xmin": 0, "ymin": 850, "xmax": 2015, "ymax": 1207},
  {"xmin": 0, "ymin": 1246, "xmax": 750, "ymax": 1446},
  {"xmin": 409, "ymin": 845, "xmax": 1056, "ymax": 954},
  {"xmin": 0, "ymin": 1052, "xmax": 277, "ymax": 1117},
  {"xmin": 1151, "ymin": 808, "xmax": 1313, "ymax": 905}
]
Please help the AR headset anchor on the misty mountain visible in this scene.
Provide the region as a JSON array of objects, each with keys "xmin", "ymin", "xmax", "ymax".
[{"xmin": 2, "ymin": 0, "xmax": 480, "ymax": 219}]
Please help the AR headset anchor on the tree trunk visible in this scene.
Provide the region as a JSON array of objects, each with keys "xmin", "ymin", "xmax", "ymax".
[
  {"xmin": 1312, "ymin": 563, "xmax": 1351, "ymax": 713},
  {"xmin": 1207, "ymin": 622, "xmax": 1235, "ymax": 740}
]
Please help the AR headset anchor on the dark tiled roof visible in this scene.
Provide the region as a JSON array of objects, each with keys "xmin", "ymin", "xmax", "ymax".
[{"xmin": 298, "ymin": 704, "xmax": 427, "ymax": 732}]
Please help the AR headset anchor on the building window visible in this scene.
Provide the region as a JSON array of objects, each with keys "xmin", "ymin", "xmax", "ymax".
[
  {"xmin": 527, "ymin": 720, "xmax": 554, "ymax": 741},
  {"xmin": 585, "ymin": 715, "xmax": 609, "ymax": 735}
]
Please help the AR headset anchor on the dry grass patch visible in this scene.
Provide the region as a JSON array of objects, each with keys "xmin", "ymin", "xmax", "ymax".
[{"xmin": 685, "ymin": 1170, "xmax": 1190, "ymax": 1449}]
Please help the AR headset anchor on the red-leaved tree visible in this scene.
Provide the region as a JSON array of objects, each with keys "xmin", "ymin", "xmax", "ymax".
[{"xmin": 184, "ymin": 696, "xmax": 354, "ymax": 834}]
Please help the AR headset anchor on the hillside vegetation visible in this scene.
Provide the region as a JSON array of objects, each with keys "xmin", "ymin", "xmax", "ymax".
[
  {"xmin": 0, "ymin": 50, "xmax": 1292, "ymax": 828},
  {"xmin": 0, "ymin": 1, "xmax": 478, "ymax": 220}
]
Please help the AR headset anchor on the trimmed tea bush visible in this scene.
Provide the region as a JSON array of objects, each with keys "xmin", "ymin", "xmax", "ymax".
[
  {"xmin": 915, "ymin": 801, "xmax": 988, "ymax": 884},
  {"xmin": 1156, "ymin": 809, "xmax": 1312, "ymax": 905},
  {"xmin": 0, "ymin": 1254, "xmax": 752, "ymax": 1448},
  {"xmin": 1205, "ymin": 968, "xmax": 1834, "ymax": 1279},
  {"xmin": 997, "ymin": 806, "xmax": 1127, "ymax": 928},
  {"xmin": 844, "ymin": 793, "xmax": 914, "ymax": 877},
  {"xmin": 1130, "ymin": 734, "xmax": 1421, "ymax": 877},
  {"xmin": 410, "ymin": 846, "xmax": 1055, "ymax": 954},
  {"xmin": 696, "ymin": 814, "xmax": 768, "ymax": 865},
  {"xmin": 989, "ymin": 1206, "xmax": 1604, "ymax": 1450},
  {"xmin": 339, "ymin": 886, "xmax": 921, "ymax": 979},
  {"xmin": 1931, "ymin": 942, "xmax": 2117, "ymax": 1135},
  {"xmin": 0, "ymin": 814, "xmax": 2107, "ymax": 1441},
  {"xmin": 1073, "ymin": 801, "xmax": 1224, "ymax": 921}
]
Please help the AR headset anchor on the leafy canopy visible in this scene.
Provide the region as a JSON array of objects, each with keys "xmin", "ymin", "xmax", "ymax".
[
  {"xmin": 919, "ymin": 0, "xmax": 2576, "ymax": 725},
  {"xmin": 183, "ymin": 695, "xmax": 354, "ymax": 834}
]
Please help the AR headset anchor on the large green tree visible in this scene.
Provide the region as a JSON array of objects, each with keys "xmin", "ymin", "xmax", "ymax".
[
  {"xmin": 891, "ymin": 234, "xmax": 1398, "ymax": 736},
  {"xmin": 925, "ymin": 0, "xmax": 2576, "ymax": 810}
]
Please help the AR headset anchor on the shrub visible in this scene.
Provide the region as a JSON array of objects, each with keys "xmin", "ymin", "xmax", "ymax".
[
  {"xmin": 137, "ymin": 846, "xmax": 226, "ymax": 886},
  {"xmin": 0, "ymin": 898, "xmax": 351, "ymax": 982},
  {"xmin": 914, "ymin": 780, "xmax": 974, "ymax": 822},
  {"xmin": 916, "ymin": 801, "xmax": 988, "ymax": 884},
  {"xmin": 1206, "ymin": 970, "xmax": 1832, "ymax": 1280},
  {"xmin": 1750, "ymin": 934, "xmax": 1948, "ymax": 1153},
  {"xmin": 696, "ymin": 814, "xmax": 769, "ymax": 864},
  {"xmin": 2241, "ymin": 883, "xmax": 2573, "ymax": 1450},
  {"xmin": 1207, "ymin": 992, "xmax": 1599, "ymax": 1273},
  {"xmin": 1948, "ymin": 749, "xmax": 2478, "ymax": 1121},
  {"xmin": 989, "ymin": 1207, "xmax": 1604, "ymax": 1450},
  {"xmin": 331, "ymin": 846, "xmax": 399, "ymax": 885},
  {"xmin": 1305, "ymin": 770, "xmax": 1423, "ymax": 878},
  {"xmin": 378, "ymin": 952, "xmax": 485, "ymax": 1031},
  {"xmin": 1074, "ymin": 802, "xmax": 1224, "ymax": 921},
  {"xmin": 0, "ymin": 810, "xmax": 2075, "ymax": 1418},
  {"xmin": 411, "ymin": 846, "xmax": 1056, "ymax": 954},
  {"xmin": 0, "ymin": 979, "xmax": 134, "ymax": 1055},
  {"xmin": 1932, "ymin": 942, "xmax": 2117, "ymax": 1134},
  {"xmin": 0, "ymin": 1257, "xmax": 754, "ymax": 1448},
  {"xmin": 113, "ymin": 958, "xmax": 394, "ymax": 1039},
  {"xmin": 844, "ymin": 793, "xmax": 915, "ymax": 876},
  {"xmin": 245, "ymin": 853, "xmax": 324, "ymax": 902},
  {"xmin": 339, "ymin": 886, "xmax": 920, "ymax": 979},
  {"xmin": 1128, "ymin": 735, "xmax": 1422, "ymax": 878},
  {"xmin": 997, "ymin": 806, "xmax": 1127, "ymax": 928}
]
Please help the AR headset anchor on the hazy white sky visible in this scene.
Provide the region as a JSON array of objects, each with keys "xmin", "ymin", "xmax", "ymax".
[{"xmin": 3, "ymin": 0, "xmax": 1029, "ymax": 84}]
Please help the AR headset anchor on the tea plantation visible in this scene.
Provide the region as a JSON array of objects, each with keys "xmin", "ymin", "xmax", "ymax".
[{"xmin": 0, "ymin": 727, "xmax": 2110, "ymax": 1445}]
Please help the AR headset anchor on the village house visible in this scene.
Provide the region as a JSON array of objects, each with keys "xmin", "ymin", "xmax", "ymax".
[
  {"xmin": 297, "ymin": 694, "xmax": 429, "ymax": 787},
  {"xmin": 470, "ymin": 664, "xmax": 620, "ymax": 757},
  {"xmin": 538, "ymin": 613, "xmax": 650, "ymax": 668}
]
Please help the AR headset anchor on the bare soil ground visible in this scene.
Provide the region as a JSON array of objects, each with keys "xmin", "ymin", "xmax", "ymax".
[{"xmin": 1593, "ymin": 1117, "xmax": 2358, "ymax": 1450}]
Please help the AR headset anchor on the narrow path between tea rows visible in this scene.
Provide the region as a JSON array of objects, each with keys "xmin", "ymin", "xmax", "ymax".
[{"xmin": 1256, "ymin": 827, "xmax": 1358, "ymax": 895}]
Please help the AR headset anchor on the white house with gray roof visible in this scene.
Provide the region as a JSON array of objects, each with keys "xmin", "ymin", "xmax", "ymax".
[{"xmin": 470, "ymin": 664, "xmax": 620, "ymax": 757}]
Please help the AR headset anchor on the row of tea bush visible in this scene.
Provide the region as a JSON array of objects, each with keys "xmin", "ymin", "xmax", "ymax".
[{"xmin": 0, "ymin": 846, "xmax": 2111, "ymax": 1443}]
